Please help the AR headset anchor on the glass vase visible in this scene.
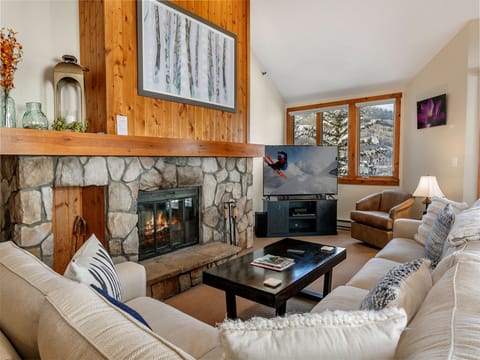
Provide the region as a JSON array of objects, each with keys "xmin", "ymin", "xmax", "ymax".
[
  {"xmin": 22, "ymin": 102, "xmax": 48, "ymax": 130},
  {"xmin": 0, "ymin": 91, "xmax": 16, "ymax": 128}
]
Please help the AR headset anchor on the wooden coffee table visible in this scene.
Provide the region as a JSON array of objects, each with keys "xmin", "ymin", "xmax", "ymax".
[{"xmin": 202, "ymin": 237, "xmax": 346, "ymax": 318}]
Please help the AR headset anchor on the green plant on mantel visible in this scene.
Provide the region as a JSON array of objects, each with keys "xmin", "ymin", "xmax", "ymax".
[{"xmin": 52, "ymin": 118, "xmax": 88, "ymax": 132}]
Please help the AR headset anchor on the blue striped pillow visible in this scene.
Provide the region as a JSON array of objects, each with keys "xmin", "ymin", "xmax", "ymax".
[{"xmin": 64, "ymin": 234, "xmax": 123, "ymax": 301}]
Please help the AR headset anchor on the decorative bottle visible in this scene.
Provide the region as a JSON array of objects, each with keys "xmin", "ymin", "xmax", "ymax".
[
  {"xmin": 22, "ymin": 102, "xmax": 48, "ymax": 130},
  {"xmin": 0, "ymin": 91, "xmax": 16, "ymax": 127}
]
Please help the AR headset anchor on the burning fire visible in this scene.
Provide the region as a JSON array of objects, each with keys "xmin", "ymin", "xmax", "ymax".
[
  {"xmin": 142, "ymin": 211, "xmax": 181, "ymax": 242},
  {"xmin": 156, "ymin": 212, "xmax": 169, "ymax": 232}
]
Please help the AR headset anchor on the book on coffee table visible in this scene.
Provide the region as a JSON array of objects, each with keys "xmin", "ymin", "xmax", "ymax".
[{"xmin": 251, "ymin": 254, "xmax": 295, "ymax": 271}]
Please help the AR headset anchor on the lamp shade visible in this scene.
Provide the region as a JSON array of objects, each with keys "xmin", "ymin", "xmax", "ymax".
[{"xmin": 413, "ymin": 176, "xmax": 445, "ymax": 198}]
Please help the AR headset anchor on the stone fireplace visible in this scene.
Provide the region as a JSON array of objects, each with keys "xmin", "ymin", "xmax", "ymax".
[{"xmin": 0, "ymin": 155, "xmax": 254, "ymax": 269}]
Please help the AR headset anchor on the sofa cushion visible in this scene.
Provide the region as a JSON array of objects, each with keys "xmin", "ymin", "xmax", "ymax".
[
  {"xmin": 432, "ymin": 248, "xmax": 480, "ymax": 283},
  {"xmin": 0, "ymin": 330, "xmax": 21, "ymax": 360},
  {"xmin": 310, "ymin": 285, "xmax": 369, "ymax": 312},
  {"xmin": 127, "ymin": 296, "xmax": 219, "ymax": 359},
  {"xmin": 375, "ymin": 237, "xmax": 425, "ymax": 263},
  {"xmin": 447, "ymin": 205, "xmax": 480, "ymax": 246},
  {"xmin": 64, "ymin": 234, "xmax": 123, "ymax": 301},
  {"xmin": 414, "ymin": 196, "xmax": 468, "ymax": 245},
  {"xmin": 431, "ymin": 240, "xmax": 480, "ymax": 283},
  {"xmin": 360, "ymin": 258, "xmax": 432, "ymax": 322},
  {"xmin": 218, "ymin": 307, "xmax": 407, "ymax": 360},
  {"xmin": 424, "ymin": 203, "xmax": 455, "ymax": 267},
  {"xmin": 91, "ymin": 284, "xmax": 152, "ymax": 330},
  {"xmin": 346, "ymin": 257, "xmax": 400, "ymax": 290},
  {"xmin": 395, "ymin": 259, "xmax": 480, "ymax": 359},
  {"xmin": 0, "ymin": 241, "xmax": 74, "ymax": 359},
  {"xmin": 37, "ymin": 282, "xmax": 194, "ymax": 360}
]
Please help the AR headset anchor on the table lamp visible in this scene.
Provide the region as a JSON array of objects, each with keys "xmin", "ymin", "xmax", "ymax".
[{"xmin": 413, "ymin": 175, "xmax": 444, "ymax": 214}]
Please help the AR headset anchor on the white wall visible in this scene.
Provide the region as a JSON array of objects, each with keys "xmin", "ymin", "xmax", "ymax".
[
  {"xmin": 249, "ymin": 54, "xmax": 285, "ymax": 213},
  {"xmin": 403, "ymin": 19, "xmax": 479, "ymax": 218},
  {"xmin": 0, "ymin": 0, "xmax": 79, "ymax": 125}
]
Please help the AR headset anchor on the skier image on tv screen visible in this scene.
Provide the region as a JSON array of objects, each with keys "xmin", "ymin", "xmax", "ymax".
[
  {"xmin": 268, "ymin": 151, "xmax": 288, "ymax": 171},
  {"xmin": 263, "ymin": 146, "xmax": 338, "ymax": 196}
]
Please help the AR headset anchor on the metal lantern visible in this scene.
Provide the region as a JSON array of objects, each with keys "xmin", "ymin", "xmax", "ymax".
[{"xmin": 53, "ymin": 55, "xmax": 88, "ymax": 128}]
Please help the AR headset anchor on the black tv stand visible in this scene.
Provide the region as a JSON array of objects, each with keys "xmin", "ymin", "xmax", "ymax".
[{"xmin": 262, "ymin": 198, "xmax": 337, "ymax": 237}]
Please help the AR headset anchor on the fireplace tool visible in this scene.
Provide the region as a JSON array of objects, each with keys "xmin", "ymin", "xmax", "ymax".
[
  {"xmin": 72, "ymin": 215, "xmax": 87, "ymax": 255},
  {"xmin": 223, "ymin": 201, "xmax": 237, "ymax": 246}
]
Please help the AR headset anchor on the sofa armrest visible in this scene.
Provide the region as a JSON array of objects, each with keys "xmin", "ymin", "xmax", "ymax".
[
  {"xmin": 115, "ymin": 261, "xmax": 146, "ymax": 302},
  {"xmin": 393, "ymin": 218, "xmax": 421, "ymax": 240},
  {"xmin": 355, "ymin": 192, "xmax": 382, "ymax": 211},
  {"xmin": 389, "ymin": 197, "xmax": 415, "ymax": 219},
  {"xmin": 0, "ymin": 329, "xmax": 21, "ymax": 360}
]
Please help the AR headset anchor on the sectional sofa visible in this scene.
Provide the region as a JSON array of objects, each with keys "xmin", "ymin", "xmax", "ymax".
[
  {"xmin": 1, "ymin": 197, "xmax": 479, "ymax": 359},
  {"xmin": 0, "ymin": 240, "xmax": 221, "ymax": 359}
]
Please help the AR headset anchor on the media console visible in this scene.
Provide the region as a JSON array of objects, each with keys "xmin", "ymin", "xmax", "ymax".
[{"xmin": 261, "ymin": 199, "xmax": 337, "ymax": 237}]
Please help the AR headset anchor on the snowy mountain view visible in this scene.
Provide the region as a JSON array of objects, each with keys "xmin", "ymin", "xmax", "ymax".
[{"xmin": 263, "ymin": 146, "xmax": 338, "ymax": 196}]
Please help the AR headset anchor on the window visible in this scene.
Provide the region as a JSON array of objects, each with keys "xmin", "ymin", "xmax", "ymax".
[{"xmin": 287, "ymin": 93, "xmax": 401, "ymax": 185}]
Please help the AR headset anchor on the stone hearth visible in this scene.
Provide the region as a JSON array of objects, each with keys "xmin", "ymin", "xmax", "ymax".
[
  {"xmin": 0, "ymin": 155, "xmax": 254, "ymax": 269},
  {"xmin": 143, "ymin": 242, "xmax": 241, "ymax": 300}
]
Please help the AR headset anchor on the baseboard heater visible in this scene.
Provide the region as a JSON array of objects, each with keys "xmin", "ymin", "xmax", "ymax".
[{"xmin": 337, "ymin": 219, "xmax": 351, "ymax": 231}]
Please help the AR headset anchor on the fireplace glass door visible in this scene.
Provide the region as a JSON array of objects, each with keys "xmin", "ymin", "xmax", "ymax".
[{"xmin": 138, "ymin": 188, "xmax": 199, "ymax": 260}]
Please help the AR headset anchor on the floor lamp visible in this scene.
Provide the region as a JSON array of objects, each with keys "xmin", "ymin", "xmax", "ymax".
[{"xmin": 413, "ymin": 175, "xmax": 445, "ymax": 214}]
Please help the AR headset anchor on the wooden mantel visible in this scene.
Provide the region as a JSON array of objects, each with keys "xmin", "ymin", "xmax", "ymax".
[{"xmin": 0, "ymin": 128, "xmax": 264, "ymax": 158}]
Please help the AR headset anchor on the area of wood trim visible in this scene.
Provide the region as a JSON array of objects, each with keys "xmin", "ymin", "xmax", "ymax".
[{"xmin": 0, "ymin": 128, "xmax": 265, "ymax": 157}]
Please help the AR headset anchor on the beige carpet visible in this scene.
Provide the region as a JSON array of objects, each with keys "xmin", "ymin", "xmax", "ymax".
[{"xmin": 164, "ymin": 230, "xmax": 378, "ymax": 326}]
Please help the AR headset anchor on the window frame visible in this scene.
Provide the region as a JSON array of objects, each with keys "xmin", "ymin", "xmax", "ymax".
[{"xmin": 286, "ymin": 92, "xmax": 402, "ymax": 186}]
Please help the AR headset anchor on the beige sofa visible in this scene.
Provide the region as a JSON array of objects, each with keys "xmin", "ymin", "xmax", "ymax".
[
  {"xmin": 0, "ymin": 240, "xmax": 222, "ymax": 360},
  {"xmin": 313, "ymin": 216, "xmax": 480, "ymax": 358}
]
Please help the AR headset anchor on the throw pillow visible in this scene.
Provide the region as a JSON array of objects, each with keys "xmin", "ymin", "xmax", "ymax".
[
  {"xmin": 218, "ymin": 307, "xmax": 407, "ymax": 360},
  {"xmin": 414, "ymin": 197, "xmax": 468, "ymax": 245},
  {"xmin": 64, "ymin": 234, "xmax": 122, "ymax": 301},
  {"xmin": 90, "ymin": 285, "xmax": 151, "ymax": 330},
  {"xmin": 471, "ymin": 198, "xmax": 480, "ymax": 208},
  {"xmin": 424, "ymin": 203, "xmax": 455, "ymax": 268},
  {"xmin": 447, "ymin": 205, "xmax": 480, "ymax": 246},
  {"xmin": 360, "ymin": 258, "xmax": 432, "ymax": 322}
]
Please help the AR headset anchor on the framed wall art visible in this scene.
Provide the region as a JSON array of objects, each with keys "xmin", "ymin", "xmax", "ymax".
[
  {"xmin": 137, "ymin": 0, "xmax": 237, "ymax": 112},
  {"xmin": 417, "ymin": 94, "xmax": 447, "ymax": 129}
]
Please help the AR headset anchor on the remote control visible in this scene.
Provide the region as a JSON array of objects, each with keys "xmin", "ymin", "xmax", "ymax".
[
  {"xmin": 321, "ymin": 245, "xmax": 335, "ymax": 253},
  {"xmin": 264, "ymin": 277, "xmax": 282, "ymax": 288},
  {"xmin": 287, "ymin": 249, "xmax": 305, "ymax": 255}
]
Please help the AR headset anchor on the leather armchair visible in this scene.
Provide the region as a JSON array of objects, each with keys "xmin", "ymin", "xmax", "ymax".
[{"xmin": 350, "ymin": 190, "xmax": 415, "ymax": 248}]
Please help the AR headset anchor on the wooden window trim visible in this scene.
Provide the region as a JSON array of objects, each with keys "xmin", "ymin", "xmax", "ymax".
[{"xmin": 286, "ymin": 92, "xmax": 402, "ymax": 186}]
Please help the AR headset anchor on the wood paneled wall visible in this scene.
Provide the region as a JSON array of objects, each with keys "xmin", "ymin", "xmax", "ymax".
[{"xmin": 79, "ymin": 0, "xmax": 249, "ymax": 143}]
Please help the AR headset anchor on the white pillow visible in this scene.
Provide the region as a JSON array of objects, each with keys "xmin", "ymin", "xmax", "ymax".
[
  {"xmin": 414, "ymin": 197, "xmax": 468, "ymax": 245},
  {"xmin": 64, "ymin": 234, "xmax": 122, "ymax": 301},
  {"xmin": 360, "ymin": 258, "xmax": 432, "ymax": 322},
  {"xmin": 218, "ymin": 307, "xmax": 407, "ymax": 360},
  {"xmin": 447, "ymin": 205, "xmax": 480, "ymax": 246}
]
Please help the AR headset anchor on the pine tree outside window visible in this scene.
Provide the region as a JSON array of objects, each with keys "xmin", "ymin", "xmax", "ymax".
[
  {"xmin": 358, "ymin": 101, "xmax": 395, "ymax": 177},
  {"xmin": 286, "ymin": 93, "xmax": 401, "ymax": 186}
]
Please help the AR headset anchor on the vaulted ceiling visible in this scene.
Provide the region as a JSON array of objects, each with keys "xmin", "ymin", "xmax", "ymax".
[{"xmin": 250, "ymin": 0, "xmax": 479, "ymax": 104}]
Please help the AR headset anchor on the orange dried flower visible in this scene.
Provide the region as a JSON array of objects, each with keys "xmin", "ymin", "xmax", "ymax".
[{"xmin": 0, "ymin": 27, "xmax": 23, "ymax": 94}]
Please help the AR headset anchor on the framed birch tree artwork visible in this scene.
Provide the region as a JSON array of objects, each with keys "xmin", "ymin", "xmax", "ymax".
[{"xmin": 137, "ymin": 0, "xmax": 237, "ymax": 112}]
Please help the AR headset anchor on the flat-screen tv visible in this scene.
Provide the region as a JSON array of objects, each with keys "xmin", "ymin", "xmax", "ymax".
[{"xmin": 263, "ymin": 145, "xmax": 338, "ymax": 197}]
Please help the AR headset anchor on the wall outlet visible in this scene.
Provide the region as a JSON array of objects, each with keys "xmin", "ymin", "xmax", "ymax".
[{"xmin": 116, "ymin": 115, "xmax": 128, "ymax": 135}]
